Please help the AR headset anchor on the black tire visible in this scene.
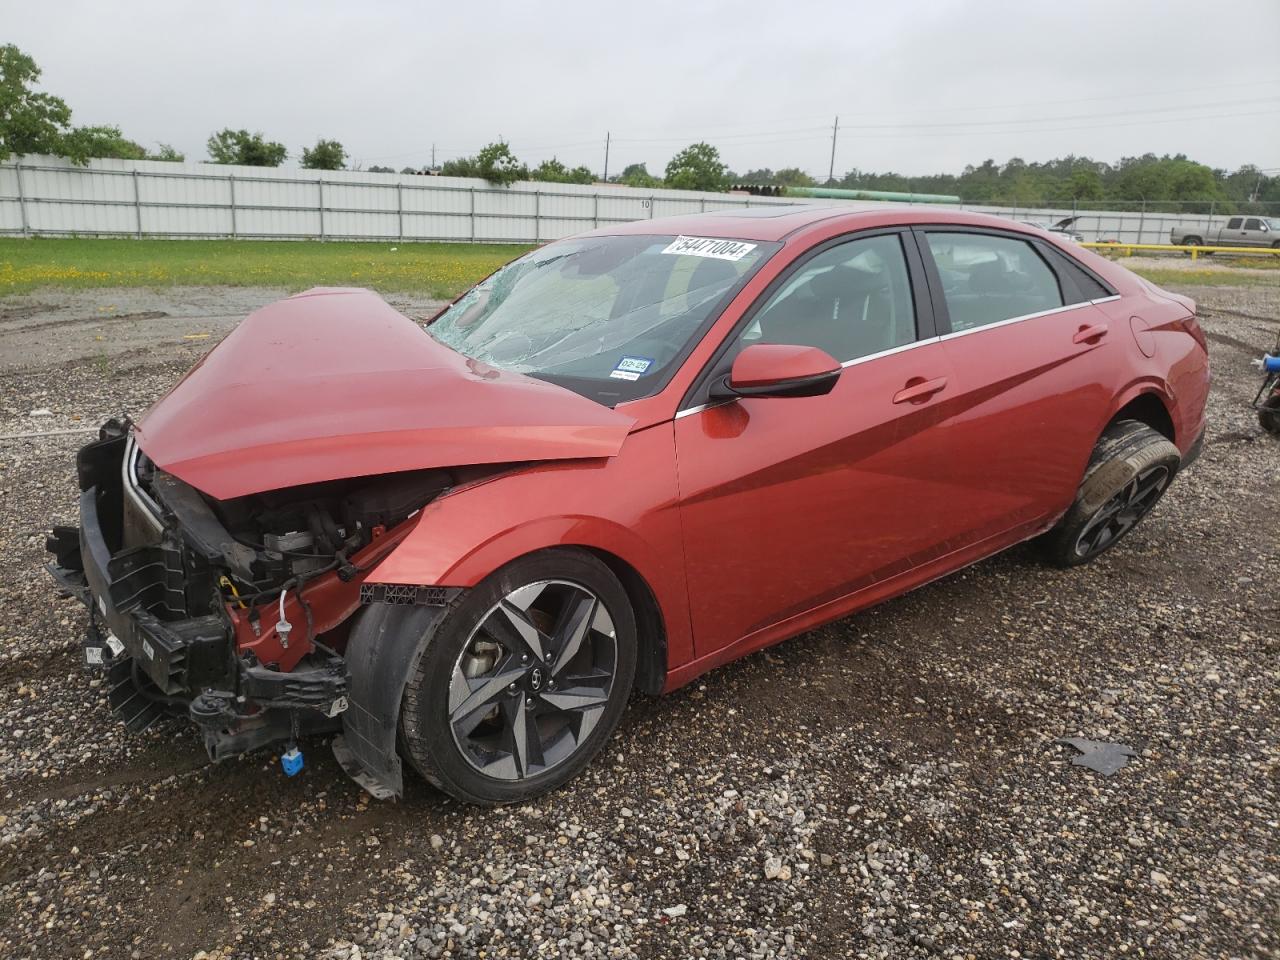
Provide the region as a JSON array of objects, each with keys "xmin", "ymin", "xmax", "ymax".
[
  {"xmin": 1183, "ymin": 236, "xmax": 1202, "ymax": 255},
  {"xmin": 1041, "ymin": 420, "xmax": 1181, "ymax": 568},
  {"xmin": 399, "ymin": 548, "xmax": 636, "ymax": 805},
  {"xmin": 1262, "ymin": 378, "xmax": 1280, "ymax": 436},
  {"xmin": 1271, "ymin": 240, "xmax": 1280, "ymax": 250}
]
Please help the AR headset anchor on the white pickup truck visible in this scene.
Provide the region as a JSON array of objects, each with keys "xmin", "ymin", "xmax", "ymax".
[{"xmin": 1170, "ymin": 216, "xmax": 1280, "ymax": 248}]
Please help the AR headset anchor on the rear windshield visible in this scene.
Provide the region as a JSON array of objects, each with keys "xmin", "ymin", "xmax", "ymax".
[{"xmin": 428, "ymin": 234, "xmax": 780, "ymax": 404}]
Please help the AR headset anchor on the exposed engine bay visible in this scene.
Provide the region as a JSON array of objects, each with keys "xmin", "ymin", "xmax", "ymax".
[{"xmin": 45, "ymin": 418, "xmax": 485, "ymax": 771}]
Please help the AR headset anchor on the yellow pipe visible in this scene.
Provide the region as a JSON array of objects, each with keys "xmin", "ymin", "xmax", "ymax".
[{"xmin": 1081, "ymin": 242, "xmax": 1280, "ymax": 257}]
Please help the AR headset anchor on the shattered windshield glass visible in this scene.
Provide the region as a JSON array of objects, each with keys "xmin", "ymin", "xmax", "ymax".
[{"xmin": 427, "ymin": 234, "xmax": 779, "ymax": 402}]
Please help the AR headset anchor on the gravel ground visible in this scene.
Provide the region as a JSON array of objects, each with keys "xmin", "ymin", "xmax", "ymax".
[{"xmin": 0, "ymin": 285, "xmax": 1276, "ymax": 960}]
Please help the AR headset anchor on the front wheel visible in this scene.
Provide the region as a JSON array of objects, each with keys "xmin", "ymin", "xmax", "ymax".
[
  {"xmin": 1041, "ymin": 420, "xmax": 1181, "ymax": 567},
  {"xmin": 399, "ymin": 548, "xmax": 636, "ymax": 805}
]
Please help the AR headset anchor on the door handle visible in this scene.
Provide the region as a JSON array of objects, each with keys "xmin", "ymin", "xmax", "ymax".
[
  {"xmin": 892, "ymin": 376, "xmax": 948, "ymax": 405},
  {"xmin": 1073, "ymin": 322, "xmax": 1109, "ymax": 345}
]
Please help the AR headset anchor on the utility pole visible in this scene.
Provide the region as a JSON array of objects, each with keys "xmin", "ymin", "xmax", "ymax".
[
  {"xmin": 827, "ymin": 115, "xmax": 839, "ymax": 185},
  {"xmin": 431, "ymin": 143, "xmax": 436, "ymax": 169},
  {"xmin": 603, "ymin": 132, "xmax": 611, "ymax": 182}
]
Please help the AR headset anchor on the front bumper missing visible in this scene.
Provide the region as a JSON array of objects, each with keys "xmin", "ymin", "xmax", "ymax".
[{"xmin": 47, "ymin": 445, "xmax": 350, "ymax": 761}]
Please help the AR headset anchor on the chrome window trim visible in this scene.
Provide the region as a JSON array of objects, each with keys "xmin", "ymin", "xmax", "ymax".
[
  {"xmin": 674, "ymin": 336, "xmax": 941, "ymax": 418},
  {"xmin": 936, "ymin": 298, "xmax": 1099, "ymax": 343},
  {"xmin": 672, "ymin": 293, "xmax": 1120, "ymax": 419},
  {"xmin": 839, "ymin": 336, "xmax": 938, "ymax": 369},
  {"xmin": 122, "ymin": 434, "xmax": 165, "ymax": 534}
]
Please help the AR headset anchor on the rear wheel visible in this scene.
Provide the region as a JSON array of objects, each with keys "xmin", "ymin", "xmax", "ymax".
[
  {"xmin": 1182, "ymin": 236, "xmax": 1202, "ymax": 255},
  {"xmin": 399, "ymin": 549, "xmax": 636, "ymax": 805},
  {"xmin": 1041, "ymin": 420, "xmax": 1181, "ymax": 567}
]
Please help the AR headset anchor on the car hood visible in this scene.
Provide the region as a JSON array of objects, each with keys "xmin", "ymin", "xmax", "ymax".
[{"xmin": 135, "ymin": 288, "xmax": 635, "ymax": 500}]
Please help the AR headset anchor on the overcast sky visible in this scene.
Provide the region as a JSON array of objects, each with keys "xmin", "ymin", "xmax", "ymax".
[{"xmin": 6, "ymin": 0, "xmax": 1279, "ymax": 178}]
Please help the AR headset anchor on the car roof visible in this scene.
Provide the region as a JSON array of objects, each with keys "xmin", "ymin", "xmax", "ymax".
[{"xmin": 577, "ymin": 203, "xmax": 1037, "ymax": 243}]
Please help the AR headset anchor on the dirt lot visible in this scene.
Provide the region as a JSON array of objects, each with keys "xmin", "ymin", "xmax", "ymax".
[{"xmin": 0, "ymin": 285, "xmax": 1276, "ymax": 960}]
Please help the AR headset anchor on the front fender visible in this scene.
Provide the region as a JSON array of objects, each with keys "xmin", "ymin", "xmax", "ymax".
[{"xmin": 366, "ymin": 423, "xmax": 694, "ymax": 672}]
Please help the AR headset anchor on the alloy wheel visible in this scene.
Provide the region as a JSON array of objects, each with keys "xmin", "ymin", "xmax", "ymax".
[
  {"xmin": 448, "ymin": 580, "xmax": 617, "ymax": 781},
  {"xmin": 1073, "ymin": 464, "xmax": 1170, "ymax": 559}
]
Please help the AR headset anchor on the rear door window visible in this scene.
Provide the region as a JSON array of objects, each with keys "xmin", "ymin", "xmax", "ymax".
[
  {"xmin": 1227, "ymin": 217, "xmax": 1244, "ymax": 229},
  {"xmin": 923, "ymin": 232, "xmax": 1064, "ymax": 333},
  {"xmin": 1040, "ymin": 246, "xmax": 1113, "ymax": 303}
]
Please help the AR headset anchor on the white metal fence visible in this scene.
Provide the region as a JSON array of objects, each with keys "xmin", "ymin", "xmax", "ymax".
[{"xmin": 0, "ymin": 155, "xmax": 1264, "ymax": 247}]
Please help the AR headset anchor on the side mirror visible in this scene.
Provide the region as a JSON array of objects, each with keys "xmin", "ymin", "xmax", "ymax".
[{"xmin": 710, "ymin": 343, "xmax": 842, "ymax": 401}]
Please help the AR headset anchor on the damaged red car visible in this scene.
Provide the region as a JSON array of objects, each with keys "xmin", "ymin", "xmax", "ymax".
[{"xmin": 47, "ymin": 206, "xmax": 1209, "ymax": 805}]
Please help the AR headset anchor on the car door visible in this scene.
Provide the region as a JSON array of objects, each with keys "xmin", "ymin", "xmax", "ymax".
[
  {"xmin": 1223, "ymin": 217, "xmax": 1245, "ymax": 247},
  {"xmin": 917, "ymin": 228, "xmax": 1125, "ymax": 547},
  {"xmin": 1243, "ymin": 218, "xmax": 1265, "ymax": 247},
  {"xmin": 674, "ymin": 230, "xmax": 961, "ymax": 658}
]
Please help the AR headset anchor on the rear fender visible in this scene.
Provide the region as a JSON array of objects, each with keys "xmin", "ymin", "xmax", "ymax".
[{"xmin": 1104, "ymin": 379, "xmax": 1194, "ymax": 455}]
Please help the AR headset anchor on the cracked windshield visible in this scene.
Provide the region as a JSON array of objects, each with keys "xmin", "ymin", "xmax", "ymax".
[{"xmin": 428, "ymin": 234, "xmax": 779, "ymax": 400}]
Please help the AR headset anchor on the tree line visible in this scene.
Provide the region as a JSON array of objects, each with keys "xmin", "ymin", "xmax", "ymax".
[{"xmin": 3, "ymin": 44, "xmax": 1274, "ymax": 211}]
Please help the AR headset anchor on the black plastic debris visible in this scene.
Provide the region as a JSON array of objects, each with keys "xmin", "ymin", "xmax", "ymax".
[{"xmin": 1055, "ymin": 738, "xmax": 1138, "ymax": 776}]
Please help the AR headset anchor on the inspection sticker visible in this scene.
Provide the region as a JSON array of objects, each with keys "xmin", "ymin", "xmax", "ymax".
[
  {"xmin": 609, "ymin": 356, "xmax": 654, "ymax": 381},
  {"xmin": 661, "ymin": 236, "xmax": 757, "ymax": 261}
]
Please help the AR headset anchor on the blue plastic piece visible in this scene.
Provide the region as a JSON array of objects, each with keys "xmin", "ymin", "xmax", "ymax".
[
  {"xmin": 281, "ymin": 745, "xmax": 304, "ymax": 777},
  {"xmin": 1263, "ymin": 354, "xmax": 1280, "ymax": 374}
]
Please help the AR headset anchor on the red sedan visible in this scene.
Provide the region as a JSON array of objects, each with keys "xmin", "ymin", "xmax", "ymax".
[{"xmin": 48, "ymin": 205, "xmax": 1209, "ymax": 805}]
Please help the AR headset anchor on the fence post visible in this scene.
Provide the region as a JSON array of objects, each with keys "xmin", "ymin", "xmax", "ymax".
[
  {"xmin": 648, "ymin": 196, "xmax": 655, "ymax": 219},
  {"xmin": 1206, "ymin": 200, "xmax": 1215, "ymax": 240},
  {"xmin": 397, "ymin": 182, "xmax": 404, "ymax": 242},
  {"xmin": 229, "ymin": 174, "xmax": 237, "ymax": 239},
  {"xmin": 318, "ymin": 180, "xmax": 326, "ymax": 240},
  {"xmin": 1138, "ymin": 200, "xmax": 1146, "ymax": 246},
  {"xmin": 132, "ymin": 169, "xmax": 143, "ymax": 239},
  {"xmin": 534, "ymin": 189, "xmax": 541, "ymax": 243},
  {"xmin": 14, "ymin": 160, "xmax": 29, "ymax": 237},
  {"xmin": 593, "ymin": 192, "xmax": 599, "ymax": 230},
  {"xmin": 469, "ymin": 187, "xmax": 476, "ymax": 241}
]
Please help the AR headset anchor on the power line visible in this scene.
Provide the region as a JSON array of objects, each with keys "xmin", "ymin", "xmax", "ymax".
[
  {"xmin": 829, "ymin": 96, "xmax": 1280, "ymax": 132},
  {"xmin": 353, "ymin": 84, "xmax": 1280, "ymax": 169},
  {"xmin": 833, "ymin": 106, "xmax": 1280, "ymax": 139},
  {"xmin": 831, "ymin": 78, "xmax": 1280, "ymax": 120}
]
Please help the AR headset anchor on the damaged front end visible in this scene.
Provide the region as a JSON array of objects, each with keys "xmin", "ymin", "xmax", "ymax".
[{"xmin": 46, "ymin": 418, "xmax": 456, "ymax": 767}]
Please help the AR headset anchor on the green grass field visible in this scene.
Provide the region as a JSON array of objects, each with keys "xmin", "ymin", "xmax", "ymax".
[
  {"xmin": 2, "ymin": 238, "xmax": 1277, "ymax": 299},
  {"xmin": 0, "ymin": 238, "xmax": 534, "ymax": 297},
  {"xmin": 1129, "ymin": 267, "xmax": 1280, "ymax": 288}
]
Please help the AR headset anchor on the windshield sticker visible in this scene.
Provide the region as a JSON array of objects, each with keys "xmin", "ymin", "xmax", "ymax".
[
  {"xmin": 609, "ymin": 356, "xmax": 654, "ymax": 380},
  {"xmin": 661, "ymin": 236, "xmax": 757, "ymax": 262}
]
